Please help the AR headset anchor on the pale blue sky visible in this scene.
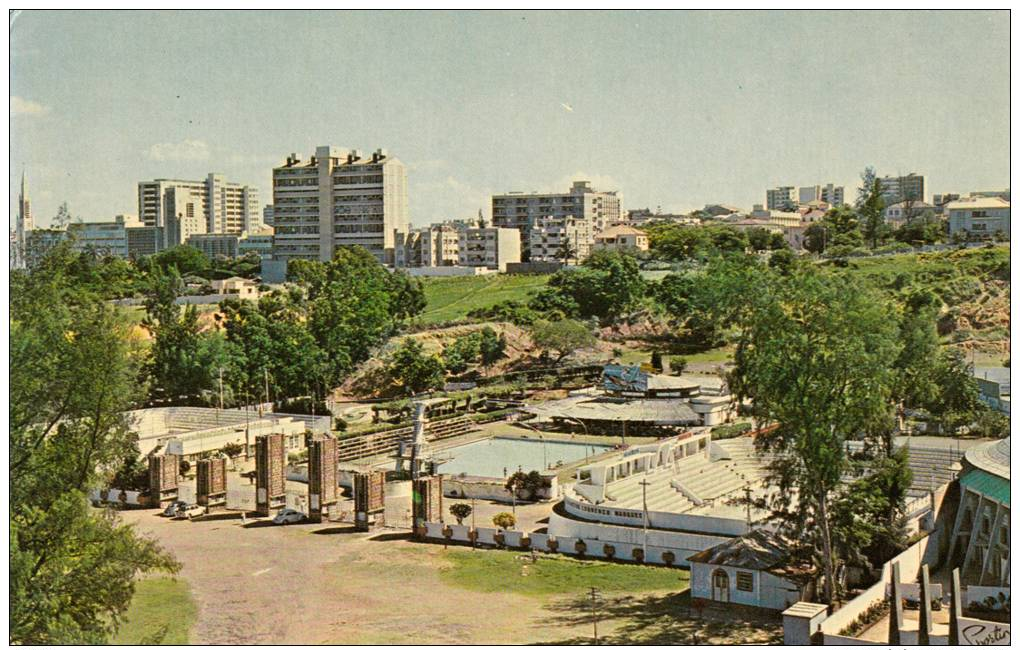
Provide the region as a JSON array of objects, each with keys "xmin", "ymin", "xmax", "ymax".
[{"xmin": 10, "ymin": 10, "xmax": 1010, "ymax": 228}]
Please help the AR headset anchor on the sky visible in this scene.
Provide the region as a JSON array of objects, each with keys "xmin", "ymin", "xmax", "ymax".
[{"xmin": 10, "ymin": 10, "xmax": 1011, "ymax": 228}]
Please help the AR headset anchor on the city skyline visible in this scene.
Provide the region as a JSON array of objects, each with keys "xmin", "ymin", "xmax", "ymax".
[{"xmin": 10, "ymin": 10, "xmax": 1010, "ymax": 228}]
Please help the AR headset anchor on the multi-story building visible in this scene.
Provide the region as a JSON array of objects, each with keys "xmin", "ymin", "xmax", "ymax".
[
  {"xmin": 164, "ymin": 186, "xmax": 208, "ymax": 247},
  {"xmin": 879, "ymin": 173, "xmax": 926, "ymax": 204},
  {"xmin": 126, "ymin": 226, "xmax": 164, "ymax": 258},
  {"xmin": 24, "ymin": 228, "xmax": 67, "ymax": 267},
  {"xmin": 262, "ymin": 204, "xmax": 275, "ymax": 227},
  {"xmin": 969, "ymin": 189, "xmax": 1011, "ymax": 201},
  {"xmin": 946, "ymin": 197, "xmax": 1010, "ymax": 240},
  {"xmin": 529, "ymin": 213, "xmax": 595, "ymax": 264},
  {"xmin": 458, "ymin": 226, "xmax": 521, "ymax": 272},
  {"xmin": 798, "ymin": 184, "xmax": 844, "ymax": 207},
  {"xmin": 933, "ymin": 193, "xmax": 961, "ymax": 214},
  {"xmin": 593, "ymin": 224, "xmax": 649, "ymax": 253},
  {"xmin": 394, "ymin": 224, "xmax": 461, "ymax": 268},
  {"xmin": 187, "ymin": 233, "xmax": 240, "ymax": 259},
  {"xmin": 625, "ymin": 208, "xmax": 694, "ymax": 226},
  {"xmin": 239, "ymin": 227, "xmax": 274, "ymax": 260},
  {"xmin": 137, "ymin": 173, "xmax": 260, "ymax": 236},
  {"xmin": 66, "ymin": 214, "xmax": 141, "ymax": 258},
  {"xmin": 765, "ymin": 186, "xmax": 798, "ymax": 211},
  {"xmin": 271, "ymin": 146, "xmax": 408, "ymax": 265},
  {"xmin": 492, "ymin": 181, "xmax": 621, "ymax": 260},
  {"xmin": 884, "ymin": 200, "xmax": 935, "ymax": 229}
]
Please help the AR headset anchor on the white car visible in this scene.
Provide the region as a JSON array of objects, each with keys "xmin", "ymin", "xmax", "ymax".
[
  {"xmin": 175, "ymin": 504, "xmax": 206, "ymax": 520},
  {"xmin": 272, "ymin": 508, "xmax": 306, "ymax": 525}
]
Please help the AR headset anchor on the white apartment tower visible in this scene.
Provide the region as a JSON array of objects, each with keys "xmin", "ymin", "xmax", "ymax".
[
  {"xmin": 491, "ymin": 181, "xmax": 621, "ymax": 260},
  {"xmin": 137, "ymin": 173, "xmax": 260, "ymax": 238},
  {"xmin": 272, "ymin": 146, "xmax": 408, "ymax": 264},
  {"xmin": 15, "ymin": 172, "xmax": 34, "ymax": 267},
  {"xmin": 765, "ymin": 186, "xmax": 798, "ymax": 211}
]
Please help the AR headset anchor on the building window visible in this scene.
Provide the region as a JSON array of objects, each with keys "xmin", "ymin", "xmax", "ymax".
[{"xmin": 736, "ymin": 571, "xmax": 754, "ymax": 592}]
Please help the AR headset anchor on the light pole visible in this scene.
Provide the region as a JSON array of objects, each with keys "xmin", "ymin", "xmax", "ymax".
[
  {"xmin": 639, "ymin": 478, "xmax": 650, "ymax": 558},
  {"xmin": 588, "ymin": 587, "xmax": 602, "ymax": 645}
]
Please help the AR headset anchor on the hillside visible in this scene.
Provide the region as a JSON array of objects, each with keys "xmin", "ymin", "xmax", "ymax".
[{"xmin": 418, "ymin": 273, "xmax": 550, "ymax": 324}]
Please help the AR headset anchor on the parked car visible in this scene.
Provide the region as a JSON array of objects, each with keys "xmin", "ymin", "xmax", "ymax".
[
  {"xmin": 175, "ymin": 504, "xmax": 206, "ymax": 520},
  {"xmin": 272, "ymin": 508, "xmax": 306, "ymax": 525},
  {"xmin": 162, "ymin": 501, "xmax": 187, "ymax": 517}
]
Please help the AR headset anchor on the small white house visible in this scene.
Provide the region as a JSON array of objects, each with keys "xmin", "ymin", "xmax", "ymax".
[{"xmin": 688, "ymin": 529, "xmax": 815, "ymax": 611}]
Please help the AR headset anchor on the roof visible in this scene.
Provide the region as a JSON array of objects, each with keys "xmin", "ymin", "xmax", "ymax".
[
  {"xmin": 687, "ymin": 529, "xmax": 804, "ymax": 572},
  {"xmin": 973, "ymin": 366, "xmax": 1010, "ymax": 387},
  {"xmin": 945, "ymin": 197, "xmax": 1010, "ymax": 211},
  {"xmin": 646, "ymin": 374, "xmax": 700, "ymax": 391},
  {"xmin": 961, "ymin": 469, "xmax": 1010, "ymax": 506},
  {"xmin": 523, "ymin": 395, "xmax": 700, "ymax": 425},
  {"xmin": 964, "ymin": 436, "xmax": 1010, "ymax": 482},
  {"xmin": 886, "ymin": 200, "xmax": 934, "ymax": 210},
  {"xmin": 595, "ymin": 224, "xmax": 646, "ymax": 239}
]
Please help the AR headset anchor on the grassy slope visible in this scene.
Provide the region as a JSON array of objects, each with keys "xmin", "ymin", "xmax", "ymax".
[
  {"xmin": 438, "ymin": 548, "xmax": 689, "ymax": 596},
  {"xmin": 112, "ymin": 577, "xmax": 197, "ymax": 645},
  {"xmin": 419, "ymin": 274, "xmax": 550, "ymax": 324}
]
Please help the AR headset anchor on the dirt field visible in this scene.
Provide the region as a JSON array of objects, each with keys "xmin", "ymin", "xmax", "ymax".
[{"xmin": 119, "ymin": 508, "xmax": 780, "ymax": 645}]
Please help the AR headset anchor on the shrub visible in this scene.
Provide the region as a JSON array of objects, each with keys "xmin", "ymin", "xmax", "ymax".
[
  {"xmin": 492, "ymin": 512, "xmax": 516, "ymax": 530},
  {"xmin": 449, "ymin": 503, "xmax": 472, "ymax": 525}
]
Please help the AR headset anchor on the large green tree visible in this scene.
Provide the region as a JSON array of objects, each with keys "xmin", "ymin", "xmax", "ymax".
[
  {"xmin": 388, "ymin": 338, "xmax": 446, "ymax": 395},
  {"xmin": 10, "ymin": 243, "xmax": 179, "ymax": 644},
  {"xmin": 541, "ymin": 250, "xmax": 645, "ymax": 322},
  {"xmin": 730, "ymin": 270, "xmax": 901, "ymax": 605},
  {"xmin": 529, "ymin": 319, "xmax": 597, "ymax": 364}
]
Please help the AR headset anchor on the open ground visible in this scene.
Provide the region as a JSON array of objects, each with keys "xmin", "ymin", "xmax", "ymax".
[{"xmin": 116, "ymin": 507, "xmax": 781, "ymax": 645}]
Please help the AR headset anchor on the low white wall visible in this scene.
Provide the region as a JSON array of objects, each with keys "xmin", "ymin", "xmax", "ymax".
[
  {"xmin": 444, "ymin": 476, "xmax": 556, "ymax": 503},
  {"xmin": 563, "ymin": 494, "xmax": 748, "ymax": 537}
]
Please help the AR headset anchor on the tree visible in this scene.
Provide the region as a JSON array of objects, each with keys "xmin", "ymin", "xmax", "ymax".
[
  {"xmin": 10, "ymin": 248, "xmax": 179, "ymax": 644},
  {"xmin": 541, "ymin": 250, "xmax": 646, "ymax": 322},
  {"xmin": 859, "ymin": 176, "xmax": 887, "ymax": 249},
  {"xmin": 492, "ymin": 512, "xmax": 517, "ymax": 531},
  {"xmin": 220, "ymin": 442, "xmax": 245, "ymax": 459},
  {"xmin": 387, "ymin": 270, "xmax": 426, "ymax": 321},
  {"xmin": 926, "ymin": 350, "xmax": 983, "ymax": 430},
  {"xmin": 803, "ymin": 223, "xmax": 828, "ymax": 254},
  {"xmin": 142, "ymin": 267, "xmax": 227, "ymax": 405},
  {"xmin": 478, "ymin": 326, "xmax": 507, "ymax": 372},
  {"xmin": 557, "ymin": 239, "xmax": 577, "ymax": 265},
  {"xmin": 449, "ymin": 503, "xmax": 472, "ymax": 525},
  {"xmin": 643, "ymin": 222, "xmax": 708, "ymax": 261},
  {"xmin": 388, "ymin": 338, "xmax": 445, "ymax": 395},
  {"xmin": 971, "ymin": 408, "xmax": 1010, "ymax": 438},
  {"xmin": 855, "ymin": 166, "xmax": 877, "ymax": 208},
  {"xmin": 148, "ymin": 245, "xmax": 210, "ymax": 276},
  {"xmin": 650, "ymin": 350, "xmax": 663, "ymax": 372},
  {"xmin": 529, "ymin": 319, "xmax": 597, "ymax": 364},
  {"xmin": 746, "ymin": 227, "xmax": 772, "ymax": 252},
  {"xmin": 768, "ymin": 248, "xmax": 797, "ymax": 275},
  {"xmin": 729, "ymin": 270, "xmax": 901, "ymax": 606}
]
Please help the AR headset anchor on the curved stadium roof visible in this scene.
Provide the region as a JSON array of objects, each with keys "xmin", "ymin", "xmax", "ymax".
[{"xmin": 960, "ymin": 437, "xmax": 1010, "ymax": 506}]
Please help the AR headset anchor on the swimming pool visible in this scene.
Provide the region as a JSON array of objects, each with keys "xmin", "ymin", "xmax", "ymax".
[{"xmin": 436, "ymin": 437, "xmax": 612, "ymax": 478}]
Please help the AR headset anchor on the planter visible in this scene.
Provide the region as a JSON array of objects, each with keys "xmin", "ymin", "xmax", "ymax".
[
  {"xmin": 547, "ymin": 538, "xmax": 559, "ymax": 552},
  {"xmin": 467, "ymin": 530, "xmax": 478, "ymax": 542},
  {"xmin": 442, "ymin": 526, "xmax": 453, "ymax": 538},
  {"xmin": 603, "ymin": 544, "xmax": 615, "ymax": 558},
  {"xmin": 574, "ymin": 540, "xmax": 587, "ymax": 556},
  {"xmin": 662, "ymin": 551, "xmax": 675, "ymax": 566},
  {"xmin": 632, "ymin": 548, "xmax": 645, "ymax": 563},
  {"xmin": 494, "ymin": 532, "xmax": 505, "ymax": 546},
  {"xmin": 519, "ymin": 537, "xmax": 531, "ymax": 549}
]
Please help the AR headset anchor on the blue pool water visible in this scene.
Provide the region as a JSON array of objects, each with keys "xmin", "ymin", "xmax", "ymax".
[{"xmin": 437, "ymin": 437, "xmax": 612, "ymax": 478}]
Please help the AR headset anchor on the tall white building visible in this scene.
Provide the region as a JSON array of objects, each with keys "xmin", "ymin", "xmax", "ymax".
[
  {"xmin": 529, "ymin": 213, "xmax": 595, "ymax": 264},
  {"xmin": 15, "ymin": 172, "xmax": 34, "ymax": 268},
  {"xmin": 271, "ymin": 146, "xmax": 408, "ymax": 264},
  {"xmin": 137, "ymin": 173, "xmax": 260, "ymax": 238},
  {"xmin": 492, "ymin": 181, "xmax": 621, "ymax": 260},
  {"xmin": 798, "ymin": 183, "xmax": 844, "ymax": 206}
]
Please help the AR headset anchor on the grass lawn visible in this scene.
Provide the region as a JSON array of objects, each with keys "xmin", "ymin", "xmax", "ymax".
[
  {"xmin": 680, "ymin": 345, "xmax": 735, "ymax": 364},
  {"xmin": 113, "ymin": 577, "xmax": 196, "ymax": 645},
  {"xmin": 438, "ymin": 548, "xmax": 689, "ymax": 597},
  {"xmin": 419, "ymin": 274, "xmax": 550, "ymax": 324}
]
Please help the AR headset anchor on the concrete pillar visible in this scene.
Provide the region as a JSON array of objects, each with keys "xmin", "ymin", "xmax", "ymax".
[
  {"xmin": 962, "ymin": 494, "xmax": 987, "ymax": 572},
  {"xmin": 919, "ymin": 564, "xmax": 932, "ymax": 645},
  {"xmin": 889, "ymin": 561, "xmax": 903, "ymax": 645},
  {"xmin": 979, "ymin": 502, "xmax": 1004, "ymax": 585},
  {"xmin": 949, "ymin": 568, "xmax": 962, "ymax": 646}
]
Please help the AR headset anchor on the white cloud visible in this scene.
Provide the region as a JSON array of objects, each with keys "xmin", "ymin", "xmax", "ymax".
[
  {"xmin": 10, "ymin": 96, "xmax": 50, "ymax": 116},
  {"xmin": 145, "ymin": 139, "xmax": 211, "ymax": 162}
]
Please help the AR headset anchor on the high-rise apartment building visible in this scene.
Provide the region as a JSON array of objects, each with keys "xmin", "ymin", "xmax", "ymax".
[
  {"xmin": 529, "ymin": 214, "xmax": 595, "ymax": 264},
  {"xmin": 765, "ymin": 186, "xmax": 798, "ymax": 211},
  {"xmin": 164, "ymin": 186, "xmax": 208, "ymax": 247},
  {"xmin": 271, "ymin": 146, "xmax": 408, "ymax": 264},
  {"xmin": 459, "ymin": 227, "xmax": 521, "ymax": 272},
  {"xmin": 879, "ymin": 173, "xmax": 926, "ymax": 204},
  {"xmin": 137, "ymin": 173, "xmax": 260, "ymax": 237},
  {"xmin": 798, "ymin": 184, "xmax": 844, "ymax": 206},
  {"xmin": 491, "ymin": 181, "xmax": 621, "ymax": 260}
]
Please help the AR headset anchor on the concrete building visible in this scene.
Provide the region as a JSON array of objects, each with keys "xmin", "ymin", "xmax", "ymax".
[
  {"xmin": 933, "ymin": 193, "xmax": 961, "ymax": 214},
  {"xmin": 593, "ymin": 224, "xmax": 649, "ymax": 252},
  {"xmin": 946, "ymin": 197, "xmax": 1010, "ymax": 239},
  {"xmin": 529, "ymin": 213, "xmax": 595, "ymax": 264},
  {"xmin": 210, "ymin": 276, "xmax": 260, "ymax": 300},
  {"xmin": 458, "ymin": 226, "xmax": 521, "ymax": 271},
  {"xmin": 946, "ymin": 437, "xmax": 1010, "ymax": 587},
  {"xmin": 138, "ymin": 173, "xmax": 260, "ymax": 235},
  {"xmin": 15, "ymin": 172, "xmax": 33, "ymax": 268},
  {"xmin": 969, "ymin": 189, "xmax": 1010, "ymax": 201},
  {"xmin": 688, "ymin": 529, "xmax": 815, "ymax": 610},
  {"xmin": 24, "ymin": 228, "xmax": 67, "ymax": 267},
  {"xmin": 126, "ymin": 226, "xmax": 164, "ymax": 258},
  {"xmin": 973, "ymin": 366, "xmax": 1010, "ymax": 414},
  {"xmin": 238, "ymin": 227, "xmax": 274, "ymax": 260},
  {"xmin": 625, "ymin": 208, "xmax": 696, "ymax": 226},
  {"xmin": 884, "ymin": 200, "xmax": 936, "ymax": 229},
  {"xmin": 187, "ymin": 232, "xmax": 240, "ymax": 259},
  {"xmin": 66, "ymin": 214, "xmax": 141, "ymax": 258},
  {"xmin": 879, "ymin": 173, "xmax": 926, "ymax": 204},
  {"xmin": 492, "ymin": 181, "xmax": 622, "ymax": 260},
  {"xmin": 798, "ymin": 183, "xmax": 844, "ymax": 207},
  {"xmin": 164, "ymin": 186, "xmax": 208, "ymax": 247},
  {"xmin": 262, "ymin": 204, "xmax": 275, "ymax": 226},
  {"xmin": 271, "ymin": 146, "xmax": 408, "ymax": 265},
  {"xmin": 766, "ymin": 186, "xmax": 798, "ymax": 211},
  {"xmin": 395, "ymin": 224, "xmax": 461, "ymax": 268}
]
